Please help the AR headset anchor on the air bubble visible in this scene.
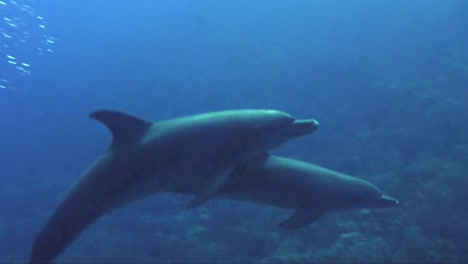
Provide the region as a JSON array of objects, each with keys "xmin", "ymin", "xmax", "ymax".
[
  {"xmin": 6, "ymin": 21, "xmax": 18, "ymax": 28},
  {"xmin": 2, "ymin": 32, "xmax": 12, "ymax": 38},
  {"xmin": 1, "ymin": 0, "xmax": 56, "ymax": 90},
  {"xmin": 16, "ymin": 66, "xmax": 31, "ymax": 75}
]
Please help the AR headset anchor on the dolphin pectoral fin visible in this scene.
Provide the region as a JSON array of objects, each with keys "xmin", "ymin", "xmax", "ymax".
[
  {"xmin": 90, "ymin": 109, "xmax": 152, "ymax": 147},
  {"xmin": 185, "ymin": 192, "xmax": 212, "ymax": 209},
  {"xmin": 186, "ymin": 164, "xmax": 235, "ymax": 209},
  {"xmin": 279, "ymin": 207, "xmax": 324, "ymax": 229}
]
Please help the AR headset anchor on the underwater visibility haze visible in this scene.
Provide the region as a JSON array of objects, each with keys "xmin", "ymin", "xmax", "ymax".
[{"xmin": 0, "ymin": 0, "xmax": 467, "ymax": 263}]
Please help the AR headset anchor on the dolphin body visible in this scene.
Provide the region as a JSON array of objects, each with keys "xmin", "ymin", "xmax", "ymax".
[
  {"xmin": 30, "ymin": 109, "xmax": 318, "ymax": 264},
  {"xmin": 217, "ymin": 155, "xmax": 399, "ymax": 228}
]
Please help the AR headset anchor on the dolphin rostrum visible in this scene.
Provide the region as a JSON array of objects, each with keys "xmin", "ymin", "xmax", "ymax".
[{"xmin": 30, "ymin": 109, "xmax": 318, "ymax": 263}]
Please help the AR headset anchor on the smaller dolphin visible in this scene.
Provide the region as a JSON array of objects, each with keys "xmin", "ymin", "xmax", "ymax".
[
  {"xmin": 30, "ymin": 109, "xmax": 318, "ymax": 264},
  {"xmin": 215, "ymin": 155, "xmax": 399, "ymax": 229}
]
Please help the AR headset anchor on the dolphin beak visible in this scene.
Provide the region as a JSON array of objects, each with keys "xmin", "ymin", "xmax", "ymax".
[
  {"xmin": 270, "ymin": 118, "xmax": 319, "ymax": 142},
  {"xmin": 291, "ymin": 119, "xmax": 320, "ymax": 134},
  {"xmin": 379, "ymin": 194, "xmax": 399, "ymax": 207}
]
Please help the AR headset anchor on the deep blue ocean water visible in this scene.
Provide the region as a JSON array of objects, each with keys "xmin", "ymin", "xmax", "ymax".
[{"xmin": 1, "ymin": 0, "xmax": 467, "ymax": 263}]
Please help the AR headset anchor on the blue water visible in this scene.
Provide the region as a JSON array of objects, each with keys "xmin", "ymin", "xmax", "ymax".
[{"xmin": 1, "ymin": 0, "xmax": 467, "ymax": 262}]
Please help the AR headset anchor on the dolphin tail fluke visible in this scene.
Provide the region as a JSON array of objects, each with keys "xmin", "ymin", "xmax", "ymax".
[{"xmin": 30, "ymin": 187, "xmax": 111, "ymax": 263}]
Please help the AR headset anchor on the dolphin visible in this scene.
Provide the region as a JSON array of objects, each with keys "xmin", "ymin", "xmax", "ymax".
[
  {"xmin": 214, "ymin": 155, "xmax": 399, "ymax": 228},
  {"xmin": 30, "ymin": 109, "xmax": 318, "ymax": 264}
]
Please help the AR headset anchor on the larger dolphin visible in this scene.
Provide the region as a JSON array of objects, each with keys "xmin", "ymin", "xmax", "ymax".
[{"xmin": 30, "ymin": 109, "xmax": 318, "ymax": 264}]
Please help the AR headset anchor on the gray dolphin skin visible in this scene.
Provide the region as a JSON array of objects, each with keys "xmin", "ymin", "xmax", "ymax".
[
  {"xmin": 29, "ymin": 109, "xmax": 318, "ymax": 264},
  {"xmin": 216, "ymin": 155, "xmax": 399, "ymax": 229}
]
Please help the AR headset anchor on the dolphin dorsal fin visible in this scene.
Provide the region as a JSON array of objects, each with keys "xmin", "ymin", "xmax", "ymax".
[{"xmin": 89, "ymin": 109, "xmax": 151, "ymax": 147}]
